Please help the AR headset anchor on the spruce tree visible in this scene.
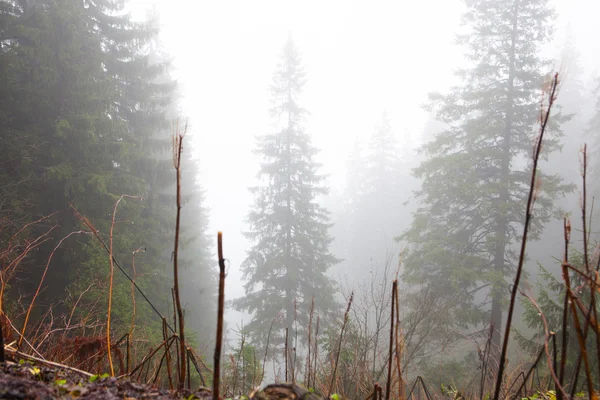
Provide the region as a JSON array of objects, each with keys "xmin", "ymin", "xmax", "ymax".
[
  {"xmin": 401, "ymin": 0, "xmax": 570, "ymax": 356},
  {"xmin": 0, "ymin": 0, "xmax": 211, "ymax": 338},
  {"xmin": 234, "ymin": 38, "xmax": 338, "ymax": 351}
]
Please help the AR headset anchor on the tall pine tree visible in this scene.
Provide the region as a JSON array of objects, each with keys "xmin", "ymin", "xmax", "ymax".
[
  {"xmin": 0, "ymin": 0, "xmax": 215, "ymax": 345},
  {"xmin": 234, "ymin": 38, "xmax": 338, "ymax": 351},
  {"xmin": 401, "ymin": 0, "xmax": 570, "ymax": 356}
]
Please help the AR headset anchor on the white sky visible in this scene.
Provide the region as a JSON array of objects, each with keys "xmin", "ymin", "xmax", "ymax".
[{"xmin": 128, "ymin": 0, "xmax": 600, "ymax": 326}]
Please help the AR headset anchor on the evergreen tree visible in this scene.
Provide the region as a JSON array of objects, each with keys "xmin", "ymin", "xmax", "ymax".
[
  {"xmin": 233, "ymin": 38, "xmax": 338, "ymax": 351},
  {"xmin": 400, "ymin": 0, "xmax": 570, "ymax": 356},
  {"xmin": 0, "ymin": 0, "xmax": 216, "ymax": 344}
]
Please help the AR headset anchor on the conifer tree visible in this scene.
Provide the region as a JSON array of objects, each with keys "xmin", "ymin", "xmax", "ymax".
[
  {"xmin": 0, "ymin": 0, "xmax": 216, "ymax": 339},
  {"xmin": 234, "ymin": 38, "xmax": 338, "ymax": 351},
  {"xmin": 401, "ymin": 0, "xmax": 570, "ymax": 356}
]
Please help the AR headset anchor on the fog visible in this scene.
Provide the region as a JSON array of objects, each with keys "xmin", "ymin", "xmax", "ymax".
[
  {"xmin": 129, "ymin": 0, "xmax": 600, "ymax": 323},
  {"xmin": 3, "ymin": 0, "xmax": 600, "ymax": 395}
]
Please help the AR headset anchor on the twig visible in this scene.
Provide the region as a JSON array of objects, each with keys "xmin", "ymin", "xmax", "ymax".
[
  {"xmin": 394, "ymin": 281, "xmax": 404, "ymax": 400},
  {"xmin": 285, "ymin": 327, "xmax": 288, "ymax": 382},
  {"xmin": 562, "ymin": 264, "xmax": 596, "ymax": 398},
  {"xmin": 4, "ymin": 347, "xmax": 92, "ymax": 377},
  {"xmin": 293, "ymin": 298, "xmax": 298, "ymax": 384},
  {"xmin": 20, "ymin": 230, "xmax": 90, "ymax": 348},
  {"xmin": 557, "ymin": 218, "xmax": 570, "ymax": 399},
  {"xmin": 70, "ymin": 204, "xmax": 175, "ymax": 334},
  {"xmin": 386, "ymin": 282, "xmax": 397, "ymax": 400},
  {"xmin": 107, "ymin": 194, "xmax": 141, "ymax": 376},
  {"xmin": 128, "ymin": 246, "xmax": 144, "ymax": 374},
  {"xmin": 306, "ymin": 296, "xmax": 314, "ymax": 388},
  {"xmin": 313, "ymin": 316, "xmax": 319, "ymax": 390},
  {"xmin": 580, "ymin": 145, "xmax": 600, "ymax": 372},
  {"xmin": 151, "ymin": 335, "xmax": 178, "ymax": 385},
  {"xmin": 172, "ymin": 120, "xmax": 188, "ymax": 389},
  {"xmin": 187, "ymin": 347, "xmax": 207, "ymax": 387},
  {"xmin": 127, "ymin": 335, "xmax": 176, "ymax": 378},
  {"xmin": 510, "ymin": 348, "xmax": 544, "ymax": 399},
  {"xmin": 518, "ymin": 289, "xmax": 568, "ymax": 399},
  {"xmin": 261, "ymin": 318, "xmax": 275, "ymax": 385},
  {"xmin": 493, "ymin": 73, "xmax": 559, "ymax": 400},
  {"xmin": 213, "ymin": 232, "xmax": 226, "ymax": 400},
  {"xmin": 163, "ymin": 318, "xmax": 174, "ymax": 390},
  {"xmin": 329, "ymin": 291, "xmax": 353, "ymax": 397}
]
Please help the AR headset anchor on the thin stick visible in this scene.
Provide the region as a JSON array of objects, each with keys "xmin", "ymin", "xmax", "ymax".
[
  {"xmin": 285, "ymin": 327, "xmax": 289, "ymax": 382},
  {"xmin": 20, "ymin": 230, "xmax": 89, "ymax": 348},
  {"xmin": 394, "ymin": 281, "xmax": 404, "ymax": 400},
  {"xmin": 493, "ymin": 73, "xmax": 559, "ymax": 400},
  {"xmin": 241, "ymin": 325, "xmax": 246, "ymax": 393},
  {"xmin": 313, "ymin": 316, "xmax": 319, "ymax": 391},
  {"xmin": 386, "ymin": 282, "xmax": 397, "ymax": 400},
  {"xmin": 581, "ymin": 145, "xmax": 600, "ymax": 370},
  {"xmin": 4, "ymin": 347, "xmax": 92, "ymax": 377},
  {"xmin": 128, "ymin": 246, "xmax": 144, "ymax": 374},
  {"xmin": 329, "ymin": 291, "xmax": 353, "ymax": 397},
  {"xmin": 306, "ymin": 296, "xmax": 314, "ymax": 388},
  {"xmin": 582, "ymin": 144, "xmax": 590, "ymax": 275},
  {"xmin": 187, "ymin": 348, "xmax": 207, "ymax": 387},
  {"xmin": 519, "ymin": 290, "xmax": 568, "ymax": 398},
  {"xmin": 70, "ymin": 204, "xmax": 175, "ymax": 333},
  {"xmin": 511, "ymin": 347, "xmax": 544, "ymax": 398},
  {"xmin": 261, "ymin": 318, "xmax": 275, "ymax": 385},
  {"xmin": 557, "ymin": 218, "xmax": 570, "ymax": 398},
  {"xmin": 151, "ymin": 335, "xmax": 178, "ymax": 385},
  {"xmin": 128, "ymin": 335, "xmax": 175, "ymax": 377},
  {"xmin": 293, "ymin": 298, "xmax": 298, "ymax": 384},
  {"xmin": 163, "ymin": 318, "xmax": 174, "ymax": 390},
  {"xmin": 107, "ymin": 194, "xmax": 142, "ymax": 376},
  {"xmin": 252, "ymin": 348, "xmax": 257, "ymax": 388},
  {"xmin": 172, "ymin": 121, "xmax": 188, "ymax": 389},
  {"xmin": 171, "ymin": 288, "xmax": 180, "ymax": 384},
  {"xmin": 213, "ymin": 232, "xmax": 226, "ymax": 400},
  {"xmin": 562, "ymin": 264, "xmax": 596, "ymax": 398}
]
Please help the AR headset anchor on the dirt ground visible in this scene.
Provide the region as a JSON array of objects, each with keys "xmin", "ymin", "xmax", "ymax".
[
  {"xmin": 0, "ymin": 361, "xmax": 212, "ymax": 399},
  {"xmin": 0, "ymin": 361, "xmax": 326, "ymax": 400}
]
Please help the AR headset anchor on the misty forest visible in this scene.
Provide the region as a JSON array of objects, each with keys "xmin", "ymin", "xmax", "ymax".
[{"xmin": 1, "ymin": 0, "xmax": 600, "ymax": 399}]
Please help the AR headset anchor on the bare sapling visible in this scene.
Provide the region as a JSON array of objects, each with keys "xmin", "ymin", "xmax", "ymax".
[
  {"xmin": 328, "ymin": 291, "xmax": 354, "ymax": 397},
  {"xmin": 214, "ymin": 232, "xmax": 226, "ymax": 400},
  {"xmin": 172, "ymin": 120, "xmax": 188, "ymax": 388}
]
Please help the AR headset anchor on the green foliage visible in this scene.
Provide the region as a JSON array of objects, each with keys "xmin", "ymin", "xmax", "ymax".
[
  {"xmin": 521, "ymin": 390, "xmax": 557, "ymax": 399},
  {"xmin": 222, "ymin": 340, "xmax": 262, "ymax": 396},
  {"xmin": 88, "ymin": 373, "xmax": 110, "ymax": 383},
  {"xmin": 318, "ymin": 318, "xmax": 373, "ymax": 399},
  {"xmin": 516, "ymin": 252, "xmax": 600, "ymax": 391},
  {"xmin": 233, "ymin": 38, "xmax": 339, "ymax": 350},
  {"xmin": 0, "ymin": 0, "xmax": 214, "ymax": 357}
]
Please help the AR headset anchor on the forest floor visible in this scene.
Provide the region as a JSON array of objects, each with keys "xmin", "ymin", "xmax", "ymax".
[
  {"xmin": 0, "ymin": 360, "xmax": 325, "ymax": 400},
  {"xmin": 0, "ymin": 360, "xmax": 212, "ymax": 400}
]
